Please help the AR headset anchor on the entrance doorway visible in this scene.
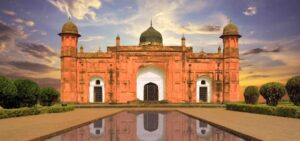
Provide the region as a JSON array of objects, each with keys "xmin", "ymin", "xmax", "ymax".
[
  {"xmin": 196, "ymin": 77, "xmax": 212, "ymax": 103},
  {"xmin": 144, "ymin": 83, "xmax": 159, "ymax": 101},
  {"xmin": 199, "ymin": 87, "xmax": 208, "ymax": 102},
  {"xmin": 94, "ymin": 87, "xmax": 103, "ymax": 102}
]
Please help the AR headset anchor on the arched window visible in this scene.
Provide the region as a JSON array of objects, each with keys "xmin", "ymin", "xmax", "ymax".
[
  {"xmin": 201, "ymin": 80, "xmax": 206, "ymax": 85},
  {"xmin": 96, "ymin": 80, "xmax": 100, "ymax": 85}
]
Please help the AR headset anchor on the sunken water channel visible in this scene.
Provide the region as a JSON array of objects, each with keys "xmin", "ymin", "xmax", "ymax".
[{"xmin": 45, "ymin": 111, "xmax": 247, "ymax": 141}]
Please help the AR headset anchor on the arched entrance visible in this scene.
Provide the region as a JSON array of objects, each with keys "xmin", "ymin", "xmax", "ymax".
[
  {"xmin": 89, "ymin": 77, "xmax": 105, "ymax": 103},
  {"xmin": 196, "ymin": 76, "xmax": 212, "ymax": 103},
  {"xmin": 144, "ymin": 82, "xmax": 159, "ymax": 101},
  {"xmin": 136, "ymin": 66, "xmax": 165, "ymax": 101}
]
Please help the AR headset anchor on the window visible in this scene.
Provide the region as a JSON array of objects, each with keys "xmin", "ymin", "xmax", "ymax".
[
  {"xmin": 96, "ymin": 80, "xmax": 100, "ymax": 85},
  {"xmin": 201, "ymin": 80, "xmax": 206, "ymax": 85}
]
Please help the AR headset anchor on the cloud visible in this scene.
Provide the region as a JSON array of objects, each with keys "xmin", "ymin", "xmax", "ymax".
[
  {"xmin": 117, "ymin": 0, "xmax": 228, "ymax": 38},
  {"xmin": 0, "ymin": 21, "xmax": 21, "ymax": 51},
  {"xmin": 0, "ymin": 70, "xmax": 60, "ymax": 89},
  {"xmin": 246, "ymin": 74, "xmax": 270, "ymax": 79},
  {"xmin": 2, "ymin": 10, "xmax": 16, "ymax": 16},
  {"xmin": 79, "ymin": 35, "xmax": 104, "ymax": 42},
  {"xmin": 7, "ymin": 61, "xmax": 59, "ymax": 73},
  {"xmin": 242, "ymin": 46, "xmax": 281, "ymax": 56},
  {"xmin": 14, "ymin": 18, "xmax": 35, "ymax": 27},
  {"xmin": 31, "ymin": 29, "xmax": 48, "ymax": 36},
  {"xmin": 48, "ymin": 0, "xmax": 101, "ymax": 20},
  {"xmin": 16, "ymin": 42, "xmax": 58, "ymax": 63},
  {"xmin": 243, "ymin": 6, "xmax": 257, "ymax": 16}
]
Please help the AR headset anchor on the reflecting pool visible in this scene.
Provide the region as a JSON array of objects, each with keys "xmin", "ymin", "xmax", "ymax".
[{"xmin": 45, "ymin": 111, "xmax": 246, "ymax": 141}]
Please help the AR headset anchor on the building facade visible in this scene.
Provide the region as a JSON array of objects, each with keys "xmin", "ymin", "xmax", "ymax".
[{"xmin": 59, "ymin": 20, "xmax": 241, "ymax": 103}]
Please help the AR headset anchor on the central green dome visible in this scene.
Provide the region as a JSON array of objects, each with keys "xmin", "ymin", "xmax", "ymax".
[{"xmin": 139, "ymin": 24, "xmax": 163, "ymax": 46}]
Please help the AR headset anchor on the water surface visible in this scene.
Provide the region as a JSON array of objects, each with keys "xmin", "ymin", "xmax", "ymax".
[{"xmin": 46, "ymin": 111, "xmax": 246, "ymax": 141}]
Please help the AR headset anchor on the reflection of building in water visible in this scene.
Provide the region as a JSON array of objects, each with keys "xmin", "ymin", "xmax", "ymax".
[
  {"xmin": 165, "ymin": 111, "xmax": 242, "ymax": 141},
  {"xmin": 89, "ymin": 120, "xmax": 105, "ymax": 137},
  {"xmin": 58, "ymin": 111, "xmax": 243, "ymax": 141},
  {"xmin": 196, "ymin": 120, "xmax": 212, "ymax": 138},
  {"xmin": 137, "ymin": 112, "xmax": 165, "ymax": 141},
  {"xmin": 61, "ymin": 111, "xmax": 137, "ymax": 141}
]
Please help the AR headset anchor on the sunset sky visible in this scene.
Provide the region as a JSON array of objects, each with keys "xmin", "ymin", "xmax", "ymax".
[{"xmin": 0, "ymin": 0, "xmax": 299, "ymax": 90}]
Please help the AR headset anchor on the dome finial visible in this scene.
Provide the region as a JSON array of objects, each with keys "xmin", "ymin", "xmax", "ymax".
[
  {"xmin": 68, "ymin": 16, "xmax": 71, "ymax": 21},
  {"xmin": 150, "ymin": 19, "xmax": 152, "ymax": 27}
]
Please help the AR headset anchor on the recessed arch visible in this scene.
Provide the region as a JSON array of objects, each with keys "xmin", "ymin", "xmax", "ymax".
[
  {"xmin": 89, "ymin": 76, "xmax": 105, "ymax": 103},
  {"xmin": 136, "ymin": 66, "xmax": 165, "ymax": 101},
  {"xmin": 196, "ymin": 76, "xmax": 212, "ymax": 103}
]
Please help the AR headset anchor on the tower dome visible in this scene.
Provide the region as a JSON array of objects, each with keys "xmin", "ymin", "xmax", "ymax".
[
  {"xmin": 59, "ymin": 19, "xmax": 81, "ymax": 37},
  {"xmin": 139, "ymin": 22, "xmax": 163, "ymax": 46},
  {"xmin": 220, "ymin": 21, "xmax": 241, "ymax": 38}
]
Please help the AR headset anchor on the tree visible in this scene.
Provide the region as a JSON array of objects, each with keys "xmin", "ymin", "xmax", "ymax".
[
  {"xmin": 286, "ymin": 76, "xmax": 300, "ymax": 106},
  {"xmin": 14, "ymin": 79, "xmax": 40, "ymax": 107},
  {"xmin": 40, "ymin": 87, "xmax": 60, "ymax": 106},
  {"xmin": 260, "ymin": 82, "xmax": 286, "ymax": 106},
  {"xmin": 244, "ymin": 86, "xmax": 259, "ymax": 104},
  {"xmin": 0, "ymin": 76, "xmax": 18, "ymax": 108}
]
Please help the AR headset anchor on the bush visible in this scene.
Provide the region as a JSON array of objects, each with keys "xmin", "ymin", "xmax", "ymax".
[
  {"xmin": 0, "ymin": 76, "xmax": 18, "ymax": 108},
  {"xmin": 244, "ymin": 86, "xmax": 259, "ymax": 104},
  {"xmin": 226, "ymin": 103, "xmax": 275, "ymax": 115},
  {"xmin": 286, "ymin": 76, "xmax": 300, "ymax": 106},
  {"xmin": 40, "ymin": 87, "xmax": 60, "ymax": 106},
  {"xmin": 14, "ymin": 79, "xmax": 40, "ymax": 107},
  {"xmin": 0, "ymin": 107, "xmax": 40, "ymax": 119},
  {"xmin": 226, "ymin": 103, "xmax": 300, "ymax": 118},
  {"xmin": 0, "ymin": 105, "xmax": 74, "ymax": 119},
  {"xmin": 275, "ymin": 106, "xmax": 299, "ymax": 117},
  {"xmin": 260, "ymin": 82, "xmax": 286, "ymax": 106}
]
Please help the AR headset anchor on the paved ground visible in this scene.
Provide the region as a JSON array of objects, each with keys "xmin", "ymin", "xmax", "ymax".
[
  {"xmin": 0, "ymin": 108, "xmax": 122, "ymax": 141},
  {"xmin": 0, "ymin": 108, "xmax": 299, "ymax": 141},
  {"xmin": 177, "ymin": 108, "xmax": 300, "ymax": 141}
]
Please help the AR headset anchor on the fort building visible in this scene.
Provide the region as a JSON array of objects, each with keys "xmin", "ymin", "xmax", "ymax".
[{"xmin": 59, "ymin": 20, "xmax": 241, "ymax": 103}]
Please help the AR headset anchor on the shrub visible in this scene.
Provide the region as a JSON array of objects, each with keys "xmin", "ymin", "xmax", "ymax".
[
  {"xmin": 260, "ymin": 82, "xmax": 286, "ymax": 106},
  {"xmin": 14, "ymin": 79, "xmax": 40, "ymax": 107},
  {"xmin": 0, "ymin": 76, "xmax": 18, "ymax": 108},
  {"xmin": 286, "ymin": 76, "xmax": 300, "ymax": 106},
  {"xmin": 226, "ymin": 103, "xmax": 275, "ymax": 115},
  {"xmin": 40, "ymin": 87, "xmax": 60, "ymax": 106},
  {"xmin": 0, "ymin": 105, "xmax": 74, "ymax": 119},
  {"xmin": 275, "ymin": 106, "xmax": 299, "ymax": 117},
  {"xmin": 0, "ymin": 107, "xmax": 40, "ymax": 119},
  {"xmin": 226, "ymin": 103, "xmax": 300, "ymax": 118},
  {"xmin": 244, "ymin": 86, "xmax": 260, "ymax": 104},
  {"xmin": 46, "ymin": 105, "xmax": 74, "ymax": 113}
]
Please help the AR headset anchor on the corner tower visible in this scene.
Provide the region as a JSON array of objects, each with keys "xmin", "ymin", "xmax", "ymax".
[
  {"xmin": 220, "ymin": 21, "xmax": 241, "ymax": 102},
  {"xmin": 59, "ymin": 19, "xmax": 80, "ymax": 102}
]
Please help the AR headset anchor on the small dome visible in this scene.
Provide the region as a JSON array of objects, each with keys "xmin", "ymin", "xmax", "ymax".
[
  {"xmin": 139, "ymin": 25, "xmax": 163, "ymax": 46},
  {"xmin": 220, "ymin": 21, "xmax": 241, "ymax": 38},
  {"xmin": 59, "ymin": 20, "xmax": 80, "ymax": 37}
]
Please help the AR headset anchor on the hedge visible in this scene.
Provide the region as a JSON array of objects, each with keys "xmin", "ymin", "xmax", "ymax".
[
  {"xmin": 0, "ymin": 105, "xmax": 74, "ymax": 119},
  {"xmin": 226, "ymin": 103, "xmax": 300, "ymax": 118}
]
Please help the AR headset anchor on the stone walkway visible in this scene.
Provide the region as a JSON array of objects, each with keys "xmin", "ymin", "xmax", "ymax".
[
  {"xmin": 177, "ymin": 108, "xmax": 300, "ymax": 141},
  {"xmin": 0, "ymin": 108, "xmax": 299, "ymax": 141},
  {"xmin": 0, "ymin": 108, "xmax": 122, "ymax": 141}
]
